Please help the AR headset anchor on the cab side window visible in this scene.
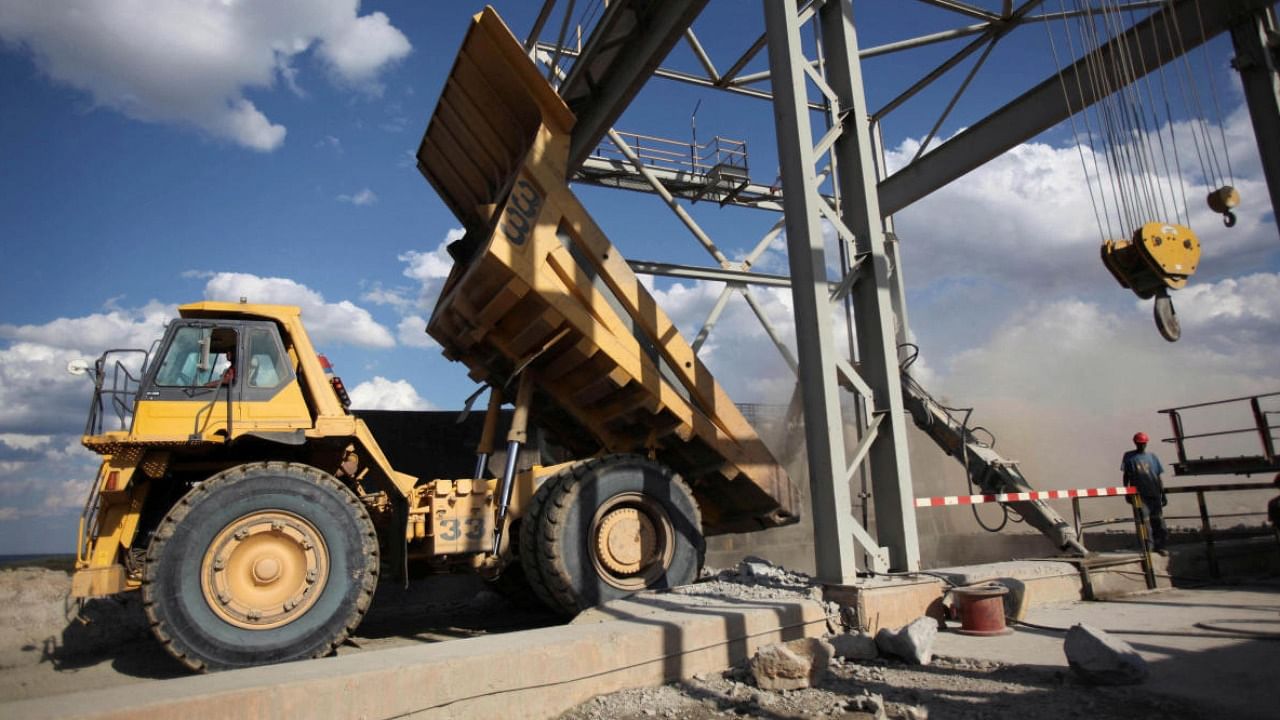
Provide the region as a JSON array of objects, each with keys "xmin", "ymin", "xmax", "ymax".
[{"xmin": 246, "ymin": 328, "xmax": 286, "ymax": 389}]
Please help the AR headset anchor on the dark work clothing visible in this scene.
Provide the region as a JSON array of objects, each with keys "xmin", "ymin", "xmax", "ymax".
[
  {"xmin": 1135, "ymin": 497, "xmax": 1169, "ymax": 549},
  {"xmin": 1122, "ymin": 449, "xmax": 1168, "ymax": 550},
  {"xmin": 1121, "ymin": 450, "xmax": 1165, "ymax": 500}
]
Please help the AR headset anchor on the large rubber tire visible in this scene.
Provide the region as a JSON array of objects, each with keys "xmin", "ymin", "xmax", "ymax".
[
  {"xmin": 142, "ymin": 462, "xmax": 379, "ymax": 671},
  {"xmin": 519, "ymin": 468, "xmax": 572, "ymax": 612},
  {"xmin": 525, "ymin": 455, "xmax": 704, "ymax": 616}
]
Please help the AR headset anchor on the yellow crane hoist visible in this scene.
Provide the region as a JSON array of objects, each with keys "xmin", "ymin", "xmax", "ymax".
[{"xmin": 1101, "ymin": 221, "xmax": 1200, "ymax": 342}]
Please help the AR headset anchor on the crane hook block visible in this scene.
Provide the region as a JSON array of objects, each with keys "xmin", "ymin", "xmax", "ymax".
[
  {"xmin": 1207, "ymin": 185, "xmax": 1240, "ymax": 214},
  {"xmin": 1100, "ymin": 222, "xmax": 1200, "ymax": 299},
  {"xmin": 1207, "ymin": 186, "xmax": 1240, "ymax": 228}
]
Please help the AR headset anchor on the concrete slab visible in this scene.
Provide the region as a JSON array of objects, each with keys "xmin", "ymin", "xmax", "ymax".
[
  {"xmin": 827, "ymin": 559, "xmax": 1090, "ymax": 633},
  {"xmin": 933, "ymin": 582, "xmax": 1280, "ymax": 720},
  {"xmin": 0, "ymin": 592, "xmax": 829, "ymax": 720}
]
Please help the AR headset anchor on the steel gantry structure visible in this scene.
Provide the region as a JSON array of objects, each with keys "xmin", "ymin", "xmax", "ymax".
[{"xmin": 520, "ymin": 0, "xmax": 1280, "ymax": 583}]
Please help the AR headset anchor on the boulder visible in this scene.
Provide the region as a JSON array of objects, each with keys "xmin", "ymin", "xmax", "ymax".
[
  {"xmin": 875, "ymin": 616, "xmax": 938, "ymax": 665},
  {"xmin": 748, "ymin": 637, "xmax": 834, "ymax": 691},
  {"xmin": 1064, "ymin": 623, "xmax": 1148, "ymax": 685},
  {"xmin": 830, "ymin": 630, "xmax": 879, "ymax": 661}
]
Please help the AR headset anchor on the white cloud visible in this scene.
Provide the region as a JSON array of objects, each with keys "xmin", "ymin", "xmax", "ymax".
[
  {"xmin": 337, "ymin": 188, "xmax": 378, "ymax": 205},
  {"xmin": 318, "ymin": 10, "xmax": 411, "ymax": 87},
  {"xmin": 0, "ymin": 0, "xmax": 411, "ymax": 151},
  {"xmin": 361, "ymin": 284, "xmax": 411, "ymax": 311},
  {"xmin": 889, "ymin": 106, "xmax": 1276, "ymax": 294},
  {"xmin": 0, "ymin": 302, "xmax": 173, "ymax": 352},
  {"xmin": 396, "ymin": 315, "xmax": 436, "ymax": 349},
  {"xmin": 201, "ymin": 272, "xmax": 396, "ymax": 348},
  {"xmin": 0, "ymin": 301, "xmax": 172, "ymax": 436},
  {"xmin": 362, "ymin": 229, "xmax": 465, "ymax": 354},
  {"xmin": 348, "ymin": 376, "xmax": 432, "ymax": 410},
  {"xmin": 400, "ymin": 232, "xmax": 460, "ymax": 289},
  {"xmin": 316, "ymin": 134, "xmax": 343, "ymax": 153},
  {"xmin": 1173, "ymin": 272, "xmax": 1279, "ymax": 332},
  {"xmin": 0, "ymin": 434, "xmax": 53, "ymax": 452}
]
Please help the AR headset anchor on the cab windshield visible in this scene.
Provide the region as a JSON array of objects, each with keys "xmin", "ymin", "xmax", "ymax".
[{"xmin": 153, "ymin": 326, "xmax": 236, "ymax": 388}]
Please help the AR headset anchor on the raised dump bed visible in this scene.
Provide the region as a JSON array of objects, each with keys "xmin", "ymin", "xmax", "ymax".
[{"xmin": 417, "ymin": 8, "xmax": 797, "ymax": 534}]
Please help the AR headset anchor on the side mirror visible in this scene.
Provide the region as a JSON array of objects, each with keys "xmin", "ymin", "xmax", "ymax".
[{"xmin": 66, "ymin": 359, "xmax": 91, "ymax": 376}]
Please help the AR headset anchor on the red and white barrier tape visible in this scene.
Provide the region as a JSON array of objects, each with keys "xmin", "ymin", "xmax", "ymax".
[{"xmin": 914, "ymin": 486, "xmax": 1135, "ymax": 508}]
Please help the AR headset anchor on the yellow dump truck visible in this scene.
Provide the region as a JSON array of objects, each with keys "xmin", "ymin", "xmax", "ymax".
[{"xmin": 69, "ymin": 9, "xmax": 797, "ymax": 672}]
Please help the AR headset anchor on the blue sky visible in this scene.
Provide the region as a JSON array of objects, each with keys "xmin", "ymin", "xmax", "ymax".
[{"xmin": 1, "ymin": 1, "xmax": 1276, "ymax": 554}]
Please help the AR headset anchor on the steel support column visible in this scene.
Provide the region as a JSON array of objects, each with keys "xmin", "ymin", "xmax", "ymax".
[
  {"xmin": 765, "ymin": 0, "xmax": 868, "ymax": 581},
  {"xmin": 819, "ymin": 0, "xmax": 920, "ymax": 572},
  {"xmin": 765, "ymin": 0, "xmax": 918, "ymax": 578},
  {"xmin": 1231, "ymin": 6, "xmax": 1280, "ymax": 226}
]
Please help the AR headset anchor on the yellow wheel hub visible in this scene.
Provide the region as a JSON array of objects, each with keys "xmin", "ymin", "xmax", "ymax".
[
  {"xmin": 594, "ymin": 506, "xmax": 658, "ymax": 576},
  {"xmin": 201, "ymin": 510, "xmax": 328, "ymax": 630}
]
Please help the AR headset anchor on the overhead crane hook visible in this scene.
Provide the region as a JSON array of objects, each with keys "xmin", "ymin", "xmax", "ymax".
[{"xmin": 1208, "ymin": 185, "xmax": 1240, "ymax": 228}]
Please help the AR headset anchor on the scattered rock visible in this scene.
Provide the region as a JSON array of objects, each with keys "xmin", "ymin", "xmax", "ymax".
[
  {"xmin": 830, "ymin": 630, "xmax": 879, "ymax": 661},
  {"xmin": 846, "ymin": 692, "xmax": 886, "ymax": 719},
  {"xmin": 876, "ymin": 616, "xmax": 938, "ymax": 665},
  {"xmin": 749, "ymin": 637, "xmax": 835, "ymax": 691},
  {"xmin": 893, "ymin": 703, "xmax": 929, "ymax": 720},
  {"xmin": 738, "ymin": 556, "xmax": 786, "ymax": 580},
  {"xmin": 1064, "ymin": 623, "xmax": 1148, "ymax": 685}
]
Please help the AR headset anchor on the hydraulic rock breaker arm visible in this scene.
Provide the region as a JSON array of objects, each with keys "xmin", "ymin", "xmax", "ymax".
[{"xmin": 901, "ymin": 374, "xmax": 1087, "ymax": 555}]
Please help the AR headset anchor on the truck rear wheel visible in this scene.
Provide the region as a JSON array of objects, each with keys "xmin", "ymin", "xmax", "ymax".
[
  {"xmin": 525, "ymin": 455, "xmax": 703, "ymax": 615},
  {"xmin": 142, "ymin": 462, "xmax": 378, "ymax": 671}
]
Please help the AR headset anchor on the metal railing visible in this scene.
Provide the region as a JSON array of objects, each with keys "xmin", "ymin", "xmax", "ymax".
[
  {"xmin": 1159, "ymin": 391, "xmax": 1280, "ymax": 476},
  {"xmin": 1073, "ymin": 481, "xmax": 1277, "ymax": 583},
  {"xmin": 591, "ymin": 130, "xmax": 748, "ymax": 179},
  {"xmin": 84, "ymin": 349, "xmax": 149, "ymax": 436}
]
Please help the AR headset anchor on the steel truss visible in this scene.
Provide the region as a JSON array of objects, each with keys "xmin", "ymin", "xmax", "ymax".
[{"xmin": 523, "ymin": 0, "xmax": 1280, "ymax": 582}]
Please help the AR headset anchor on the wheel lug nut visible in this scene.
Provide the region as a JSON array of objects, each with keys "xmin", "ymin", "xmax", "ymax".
[
  {"xmin": 271, "ymin": 521, "xmax": 284, "ymax": 531},
  {"xmin": 247, "ymin": 610, "xmax": 261, "ymax": 621},
  {"xmin": 233, "ymin": 528, "xmax": 249, "ymax": 540},
  {"xmin": 306, "ymin": 570, "xmax": 317, "ymax": 583},
  {"xmin": 217, "ymin": 592, "xmax": 230, "ymax": 605}
]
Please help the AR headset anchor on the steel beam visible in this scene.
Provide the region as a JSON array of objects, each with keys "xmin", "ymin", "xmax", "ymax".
[
  {"xmin": 557, "ymin": 0, "xmax": 711, "ymax": 172},
  {"xmin": 1230, "ymin": 6, "xmax": 1280, "ymax": 225},
  {"xmin": 627, "ymin": 260, "xmax": 793, "ymax": 288},
  {"xmin": 879, "ymin": 0, "xmax": 1277, "ymax": 216}
]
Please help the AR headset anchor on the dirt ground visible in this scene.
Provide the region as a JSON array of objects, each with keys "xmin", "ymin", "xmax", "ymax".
[
  {"xmin": 3, "ymin": 561, "xmax": 1277, "ymax": 719},
  {"xmin": 0, "ymin": 566, "xmax": 561, "ymax": 703}
]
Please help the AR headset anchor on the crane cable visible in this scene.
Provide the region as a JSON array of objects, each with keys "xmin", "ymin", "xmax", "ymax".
[{"xmin": 1046, "ymin": 1, "xmax": 1240, "ymax": 242}]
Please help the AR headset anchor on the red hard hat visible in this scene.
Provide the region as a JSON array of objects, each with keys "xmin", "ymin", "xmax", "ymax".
[{"xmin": 1133, "ymin": 432, "xmax": 1149, "ymax": 444}]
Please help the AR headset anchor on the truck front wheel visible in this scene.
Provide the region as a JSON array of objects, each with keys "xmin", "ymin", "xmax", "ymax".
[
  {"xmin": 524, "ymin": 455, "xmax": 704, "ymax": 615},
  {"xmin": 142, "ymin": 462, "xmax": 378, "ymax": 671}
]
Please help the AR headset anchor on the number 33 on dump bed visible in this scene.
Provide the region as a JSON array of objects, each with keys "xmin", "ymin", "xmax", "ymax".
[{"xmin": 501, "ymin": 178, "xmax": 543, "ymax": 246}]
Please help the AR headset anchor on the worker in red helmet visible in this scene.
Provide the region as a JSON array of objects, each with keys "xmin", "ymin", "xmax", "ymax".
[{"xmin": 1122, "ymin": 431, "xmax": 1168, "ymax": 554}]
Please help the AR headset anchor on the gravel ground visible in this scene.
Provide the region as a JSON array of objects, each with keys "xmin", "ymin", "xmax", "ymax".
[
  {"xmin": 556, "ymin": 651, "xmax": 1210, "ymax": 720},
  {"xmin": 557, "ymin": 559, "xmax": 1222, "ymax": 720}
]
